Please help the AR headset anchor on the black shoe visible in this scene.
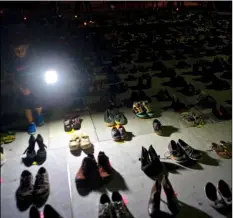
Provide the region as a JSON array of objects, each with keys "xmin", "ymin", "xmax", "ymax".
[
  {"xmin": 36, "ymin": 134, "xmax": 47, "ymax": 165},
  {"xmin": 111, "ymin": 127, "xmax": 121, "ymax": 141},
  {"xmin": 168, "ymin": 140, "xmax": 188, "ymax": 163},
  {"xmin": 99, "ymin": 194, "xmax": 112, "ymax": 218},
  {"xmin": 29, "ymin": 206, "xmax": 40, "ymax": 218},
  {"xmin": 16, "ymin": 170, "xmax": 33, "ymax": 211},
  {"xmin": 218, "ymin": 180, "xmax": 232, "ymax": 205},
  {"xmin": 162, "ymin": 175, "xmax": 180, "ymax": 215},
  {"xmin": 153, "ymin": 119, "xmax": 162, "ymax": 135},
  {"xmin": 98, "ymin": 151, "xmax": 112, "ymax": 179},
  {"xmin": 72, "ymin": 116, "xmax": 81, "ymax": 130},
  {"xmin": 118, "ymin": 125, "xmax": 127, "ymax": 140},
  {"xmin": 104, "ymin": 109, "xmax": 115, "ymax": 127},
  {"xmin": 33, "ymin": 167, "xmax": 50, "ymax": 207},
  {"xmin": 44, "ymin": 204, "xmax": 62, "ymax": 218},
  {"xmin": 112, "ymin": 108, "xmax": 127, "ymax": 125},
  {"xmin": 112, "ymin": 191, "xmax": 131, "ymax": 218},
  {"xmin": 148, "ymin": 179, "xmax": 161, "ymax": 217},
  {"xmin": 64, "ymin": 119, "xmax": 72, "ymax": 132},
  {"xmin": 22, "ymin": 135, "xmax": 36, "ymax": 166}
]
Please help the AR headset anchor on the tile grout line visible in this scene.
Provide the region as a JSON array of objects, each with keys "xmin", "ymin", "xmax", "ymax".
[
  {"xmin": 66, "ymin": 159, "xmax": 74, "ymax": 218},
  {"xmin": 88, "ymin": 108, "xmax": 100, "ymax": 142}
]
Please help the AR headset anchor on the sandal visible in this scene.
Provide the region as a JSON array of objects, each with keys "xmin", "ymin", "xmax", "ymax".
[
  {"xmin": 177, "ymin": 139, "xmax": 202, "ymax": 161},
  {"xmin": 209, "ymin": 142, "xmax": 232, "ymax": 159},
  {"xmin": 69, "ymin": 134, "xmax": 80, "ymax": 151},
  {"xmin": 80, "ymin": 133, "xmax": 91, "ymax": 150}
]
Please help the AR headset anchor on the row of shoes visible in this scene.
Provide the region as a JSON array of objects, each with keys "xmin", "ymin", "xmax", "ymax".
[
  {"xmin": 64, "ymin": 115, "xmax": 82, "ymax": 132},
  {"xmin": 16, "ymin": 167, "xmax": 50, "ymax": 210},
  {"xmin": 22, "ymin": 135, "xmax": 47, "ymax": 166},
  {"xmin": 132, "ymin": 101, "xmax": 154, "ymax": 118},
  {"xmin": 69, "ymin": 132, "xmax": 91, "ymax": 151},
  {"xmin": 104, "ymin": 107, "xmax": 127, "ymax": 127}
]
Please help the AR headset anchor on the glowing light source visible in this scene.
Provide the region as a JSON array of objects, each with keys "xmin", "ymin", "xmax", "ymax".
[
  {"xmin": 24, "ymin": 16, "xmax": 27, "ymax": 20},
  {"xmin": 176, "ymin": 8, "xmax": 179, "ymax": 11},
  {"xmin": 84, "ymin": 22, "xmax": 87, "ymax": 26},
  {"xmin": 45, "ymin": 70, "xmax": 58, "ymax": 84},
  {"xmin": 74, "ymin": 15, "xmax": 78, "ymax": 18}
]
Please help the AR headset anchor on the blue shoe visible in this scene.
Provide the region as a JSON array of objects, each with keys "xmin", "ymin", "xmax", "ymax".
[
  {"xmin": 28, "ymin": 123, "xmax": 36, "ymax": 135},
  {"xmin": 36, "ymin": 115, "xmax": 44, "ymax": 126}
]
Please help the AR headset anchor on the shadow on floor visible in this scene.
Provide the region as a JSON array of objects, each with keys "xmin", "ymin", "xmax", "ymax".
[
  {"xmin": 125, "ymin": 132, "xmax": 135, "ymax": 141},
  {"xmin": 161, "ymin": 126, "xmax": 179, "ymax": 137},
  {"xmin": 199, "ymin": 151, "xmax": 220, "ymax": 166},
  {"xmin": 180, "ymin": 160, "xmax": 204, "ymax": 170},
  {"xmin": 163, "ymin": 162, "xmax": 187, "ymax": 174}
]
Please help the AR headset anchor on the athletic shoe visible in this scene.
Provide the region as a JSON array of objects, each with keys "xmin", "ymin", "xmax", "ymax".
[
  {"xmin": 23, "ymin": 135, "xmax": 36, "ymax": 165},
  {"xmin": 111, "ymin": 127, "xmax": 121, "ymax": 141},
  {"xmin": 99, "ymin": 194, "xmax": 113, "ymax": 218},
  {"xmin": 36, "ymin": 115, "xmax": 44, "ymax": 126},
  {"xmin": 218, "ymin": 180, "xmax": 232, "ymax": 205},
  {"xmin": 36, "ymin": 134, "xmax": 47, "ymax": 165},
  {"xmin": 16, "ymin": 170, "xmax": 33, "ymax": 210},
  {"xmin": 162, "ymin": 175, "xmax": 180, "ymax": 215},
  {"xmin": 104, "ymin": 109, "xmax": 115, "ymax": 127},
  {"xmin": 33, "ymin": 167, "xmax": 50, "ymax": 207},
  {"xmin": 44, "ymin": 204, "xmax": 63, "ymax": 218},
  {"xmin": 142, "ymin": 101, "xmax": 154, "ymax": 118},
  {"xmin": 28, "ymin": 123, "xmax": 36, "ymax": 135},
  {"xmin": 118, "ymin": 125, "xmax": 127, "ymax": 140},
  {"xmin": 133, "ymin": 102, "xmax": 148, "ymax": 119},
  {"xmin": 98, "ymin": 152, "xmax": 112, "ymax": 179},
  {"xmin": 168, "ymin": 140, "xmax": 187, "ymax": 163},
  {"xmin": 177, "ymin": 139, "xmax": 202, "ymax": 161},
  {"xmin": 148, "ymin": 179, "xmax": 161, "ymax": 217},
  {"xmin": 112, "ymin": 191, "xmax": 131, "ymax": 218},
  {"xmin": 29, "ymin": 206, "xmax": 40, "ymax": 218},
  {"xmin": 112, "ymin": 109, "xmax": 127, "ymax": 125},
  {"xmin": 153, "ymin": 119, "xmax": 162, "ymax": 135}
]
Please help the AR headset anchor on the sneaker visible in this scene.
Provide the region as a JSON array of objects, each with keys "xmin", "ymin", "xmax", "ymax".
[
  {"xmin": 177, "ymin": 139, "xmax": 202, "ymax": 161},
  {"xmin": 104, "ymin": 109, "xmax": 115, "ymax": 127},
  {"xmin": 29, "ymin": 206, "xmax": 40, "ymax": 218},
  {"xmin": 33, "ymin": 167, "xmax": 50, "ymax": 207},
  {"xmin": 23, "ymin": 135, "xmax": 36, "ymax": 165},
  {"xmin": 28, "ymin": 123, "xmax": 36, "ymax": 135},
  {"xmin": 72, "ymin": 116, "xmax": 81, "ymax": 130},
  {"xmin": 36, "ymin": 114, "xmax": 44, "ymax": 126},
  {"xmin": 99, "ymin": 194, "xmax": 113, "ymax": 218},
  {"xmin": 133, "ymin": 102, "xmax": 148, "ymax": 119},
  {"xmin": 98, "ymin": 152, "xmax": 112, "ymax": 179},
  {"xmin": 218, "ymin": 180, "xmax": 232, "ymax": 205},
  {"xmin": 44, "ymin": 204, "xmax": 62, "ymax": 218},
  {"xmin": 112, "ymin": 191, "xmax": 131, "ymax": 218},
  {"xmin": 112, "ymin": 108, "xmax": 127, "ymax": 125},
  {"xmin": 16, "ymin": 170, "xmax": 33, "ymax": 210},
  {"xmin": 168, "ymin": 140, "xmax": 188, "ymax": 163},
  {"xmin": 162, "ymin": 175, "xmax": 180, "ymax": 215},
  {"xmin": 142, "ymin": 101, "xmax": 154, "ymax": 118},
  {"xmin": 36, "ymin": 134, "xmax": 47, "ymax": 165},
  {"xmin": 148, "ymin": 179, "xmax": 161, "ymax": 217},
  {"xmin": 153, "ymin": 119, "xmax": 162, "ymax": 135},
  {"xmin": 118, "ymin": 125, "xmax": 127, "ymax": 140},
  {"xmin": 111, "ymin": 127, "xmax": 121, "ymax": 141},
  {"xmin": 64, "ymin": 119, "xmax": 72, "ymax": 132}
]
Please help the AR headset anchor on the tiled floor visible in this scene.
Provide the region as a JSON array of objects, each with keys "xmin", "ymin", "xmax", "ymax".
[{"xmin": 1, "ymin": 107, "xmax": 232, "ymax": 218}]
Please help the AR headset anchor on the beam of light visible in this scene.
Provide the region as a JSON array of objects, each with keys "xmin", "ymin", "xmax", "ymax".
[{"xmin": 45, "ymin": 70, "xmax": 58, "ymax": 84}]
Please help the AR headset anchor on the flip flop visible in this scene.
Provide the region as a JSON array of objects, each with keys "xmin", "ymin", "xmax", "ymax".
[
  {"xmin": 80, "ymin": 133, "xmax": 91, "ymax": 150},
  {"xmin": 69, "ymin": 134, "xmax": 80, "ymax": 151}
]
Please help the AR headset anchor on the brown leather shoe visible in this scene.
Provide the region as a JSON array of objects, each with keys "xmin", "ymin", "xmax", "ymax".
[{"xmin": 148, "ymin": 179, "xmax": 161, "ymax": 217}]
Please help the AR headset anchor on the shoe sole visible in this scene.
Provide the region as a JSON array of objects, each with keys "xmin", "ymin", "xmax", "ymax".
[{"xmin": 105, "ymin": 122, "xmax": 115, "ymax": 127}]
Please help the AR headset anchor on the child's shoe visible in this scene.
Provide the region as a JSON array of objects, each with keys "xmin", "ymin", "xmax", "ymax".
[{"xmin": 28, "ymin": 123, "xmax": 36, "ymax": 135}]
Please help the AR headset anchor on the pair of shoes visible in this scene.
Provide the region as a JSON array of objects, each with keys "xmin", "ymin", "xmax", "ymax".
[
  {"xmin": 149, "ymin": 175, "xmax": 180, "ymax": 217},
  {"xmin": 28, "ymin": 115, "xmax": 45, "ymax": 135},
  {"xmin": 111, "ymin": 125, "xmax": 127, "ymax": 141},
  {"xmin": 133, "ymin": 101, "xmax": 154, "ymax": 118},
  {"xmin": 23, "ymin": 135, "xmax": 47, "ymax": 166},
  {"xmin": 30, "ymin": 204, "xmax": 62, "ymax": 218},
  {"xmin": 99, "ymin": 192, "xmax": 132, "ymax": 218},
  {"xmin": 0, "ymin": 131, "xmax": 16, "ymax": 144},
  {"xmin": 0, "ymin": 146, "xmax": 6, "ymax": 166},
  {"xmin": 69, "ymin": 132, "xmax": 91, "ymax": 151},
  {"xmin": 205, "ymin": 180, "xmax": 232, "ymax": 208},
  {"xmin": 167, "ymin": 139, "xmax": 202, "ymax": 162},
  {"xmin": 208, "ymin": 141, "xmax": 232, "ymax": 159},
  {"xmin": 64, "ymin": 116, "xmax": 82, "ymax": 132},
  {"xmin": 153, "ymin": 119, "xmax": 162, "ymax": 135},
  {"xmin": 181, "ymin": 112, "xmax": 206, "ymax": 127},
  {"xmin": 75, "ymin": 152, "xmax": 112, "ymax": 188},
  {"xmin": 139, "ymin": 145, "xmax": 164, "ymax": 179},
  {"xmin": 16, "ymin": 167, "xmax": 49, "ymax": 210},
  {"xmin": 104, "ymin": 108, "xmax": 127, "ymax": 127}
]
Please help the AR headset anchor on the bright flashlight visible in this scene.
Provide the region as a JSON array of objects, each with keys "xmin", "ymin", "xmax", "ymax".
[{"xmin": 45, "ymin": 70, "xmax": 58, "ymax": 84}]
